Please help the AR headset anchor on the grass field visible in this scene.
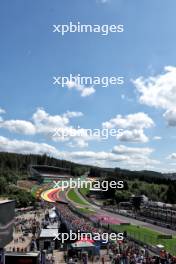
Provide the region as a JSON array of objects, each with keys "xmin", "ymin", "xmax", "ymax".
[
  {"xmin": 111, "ymin": 224, "xmax": 176, "ymax": 255},
  {"xmin": 31, "ymin": 185, "xmax": 39, "ymax": 198},
  {"xmin": 79, "ymin": 185, "xmax": 90, "ymax": 196},
  {"xmin": 77, "ymin": 207, "xmax": 95, "ymax": 214},
  {"xmin": 67, "ymin": 189, "xmax": 88, "ymax": 206}
]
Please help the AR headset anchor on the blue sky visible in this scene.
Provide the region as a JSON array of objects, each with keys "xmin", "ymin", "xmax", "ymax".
[{"xmin": 0, "ymin": 0, "xmax": 176, "ymax": 172}]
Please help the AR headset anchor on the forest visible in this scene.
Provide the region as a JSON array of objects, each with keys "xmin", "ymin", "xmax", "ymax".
[{"xmin": 0, "ymin": 151, "xmax": 176, "ymax": 207}]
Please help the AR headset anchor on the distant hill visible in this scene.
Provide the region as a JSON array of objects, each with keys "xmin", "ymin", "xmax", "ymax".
[
  {"xmin": 89, "ymin": 166, "xmax": 175, "ymax": 185},
  {"xmin": 1, "ymin": 152, "xmax": 175, "ymax": 206},
  {"xmin": 0, "ymin": 151, "xmax": 175, "ymax": 182},
  {"xmin": 0, "ymin": 152, "xmax": 88, "ymax": 178}
]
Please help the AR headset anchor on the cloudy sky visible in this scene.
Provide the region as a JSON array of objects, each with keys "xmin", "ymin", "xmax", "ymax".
[{"xmin": 0, "ymin": 0, "xmax": 176, "ymax": 172}]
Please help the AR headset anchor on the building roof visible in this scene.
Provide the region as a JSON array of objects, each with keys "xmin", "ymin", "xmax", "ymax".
[
  {"xmin": 0, "ymin": 199, "xmax": 14, "ymax": 204},
  {"xmin": 47, "ymin": 222, "xmax": 59, "ymax": 229},
  {"xmin": 5, "ymin": 252, "xmax": 40, "ymax": 257},
  {"xmin": 40, "ymin": 229, "xmax": 58, "ymax": 238}
]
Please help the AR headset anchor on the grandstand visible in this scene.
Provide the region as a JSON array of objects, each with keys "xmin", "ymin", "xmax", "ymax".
[
  {"xmin": 29, "ymin": 165, "xmax": 70, "ymax": 183},
  {"xmin": 140, "ymin": 201, "xmax": 176, "ymax": 227}
]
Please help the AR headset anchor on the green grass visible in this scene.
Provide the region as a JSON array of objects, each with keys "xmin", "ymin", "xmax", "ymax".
[
  {"xmin": 79, "ymin": 185, "xmax": 90, "ymax": 196},
  {"xmin": 31, "ymin": 185, "xmax": 39, "ymax": 198},
  {"xmin": 67, "ymin": 189, "xmax": 88, "ymax": 206},
  {"xmin": 77, "ymin": 207, "xmax": 95, "ymax": 214},
  {"xmin": 110, "ymin": 224, "xmax": 176, "ymax": 255}
]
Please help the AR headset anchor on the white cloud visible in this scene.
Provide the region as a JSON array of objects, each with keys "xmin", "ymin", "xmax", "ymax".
[
  {"xmin": 133, "ymin": 66, "xmax": 176, "ymax": 110},
  {"xmin": 0, "ymin": 135, "xmax": 159, "ymax": 170},
  {"xmin": 0, "ymin": 109, "xmax": 154, "ymax": 151},
  {"xmin": 112, "ymin": 145, "xmax": 153, "ymax": 156},
  {"xmin": 32, "ymin": 108, "xmax": 70, "ymax": 130},
  {"xmin": 163, "ymin": 108, "xmax": 176, "ymax": 126},
  {"xmin": 170, "ymin": 163, "xmax": 176, "ymax": 166},
  {"xmin": 102, "ymin": 112, "xmax": 154, "ymax": 130},
  {"xmin": 167, "ymin": 153, "xmax": 176, "ymax": 160},
  {"xmin": 133, "ymin": 66, "xmax": 176, "ymax": 126},
  {"xmin": 0, "ymin": 108, "xmax": 6, "ymax": 114},
  {"xmin": 102, "ymin": 112, "xmax": 154, "ymax": 143},
  {"xmin": 0, "ymin": 108, "xmax": 99, "ymax": 148},
  {"xmin": 68, "ymin": 148, "xmax": 158, "ymax": 168},
  {"xmin": 63, "ymin": 111, "xmax": 83, "ymax": 119},
  {"xmin": 0, "ymin": 108, "xmax": 82, "ymax": 136},
  {"xmin": 69, "ymin": 150, "xmax": 126, "ymax": 162},
  {"xmin": 66, "ymin": 79, "xmax": 95, "ymax": 97},
  {"xmin": 0, "ymin": 136, "xmax": 61, "ymax": 157},
  {"xmin": 153, "ymin": 136, "xmax": 162, "ymax": 140},
  {"xmin": 126, "ymin": 157, "xmax": 159, "ymax": 166},
  {"xmin": 81, "ymin": 87, "xmax": 95, "ymax": 97},
  {"xmin": 0, "ymin": 120, "xmax": 36, "ymax": 135},
  {"xmin": 117, "ymin": 129, "xmax": 149, "ymax": 143},
  {"xmin": 67, "ymin": 139, "xmax": 89, "ymax": 148},
  {"xmin": 111, "ymin": 145, "xmax": 157, "ymax": 167}
]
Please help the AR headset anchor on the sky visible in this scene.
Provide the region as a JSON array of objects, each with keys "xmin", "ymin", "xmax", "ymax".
[{"xmin": 0, "ymin": 0, "xmax": 176, "ymax": 172}]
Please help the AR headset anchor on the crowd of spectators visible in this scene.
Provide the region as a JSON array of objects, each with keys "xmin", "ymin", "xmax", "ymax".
[
  {"xmin": 57, "ymin": 204, "xmax": 99, "ymax": 234},
  {"xmin": 106, "ymin": 242, "xmax": 176, "ymax": 264},
  {"xmin": 56, "ymin": 204, "xmax": 176, "ymax": 264}
]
